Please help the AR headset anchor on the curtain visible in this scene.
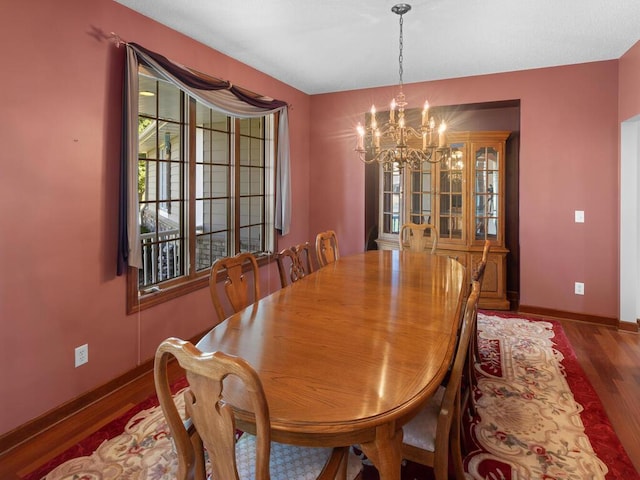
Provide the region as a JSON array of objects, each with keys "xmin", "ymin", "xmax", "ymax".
[{"xmin": 117, "ymin": 43, "xmax": 291, "ymax": 275}]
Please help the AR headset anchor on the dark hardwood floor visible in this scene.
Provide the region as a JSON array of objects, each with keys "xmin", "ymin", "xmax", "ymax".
[
  {"xmin": 0, "ymin": 318, "xmax": 638, "ymax": 479},
  {"xmin": 559, "ymin": 319, "xmax": 640, "ymax": 473}
]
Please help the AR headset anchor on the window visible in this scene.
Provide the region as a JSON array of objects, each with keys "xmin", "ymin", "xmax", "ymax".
[{"xmin": 129, "ymin": 66, "xmax": 275, "ymax": 312}]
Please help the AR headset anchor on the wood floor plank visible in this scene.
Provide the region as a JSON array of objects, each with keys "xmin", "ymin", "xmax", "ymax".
[{"xmin": 558, "ymin": 319, "xmax": 640, "ymax": 473}]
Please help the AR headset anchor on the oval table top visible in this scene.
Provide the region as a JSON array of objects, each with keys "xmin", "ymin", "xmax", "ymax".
[{"xmin": 196, "ymin": 250, "xmax": 466, "ymax": 451}]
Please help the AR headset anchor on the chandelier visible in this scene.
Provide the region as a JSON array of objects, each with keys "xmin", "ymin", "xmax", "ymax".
[{"xmin": 355, "ymin": 3, "xmax": 451, "ymax": 171}]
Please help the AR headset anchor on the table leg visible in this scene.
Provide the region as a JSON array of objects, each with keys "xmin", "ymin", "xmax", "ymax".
[{"xmin": 359, "ymin": 423, "xmax": 403, "ymax": 480}]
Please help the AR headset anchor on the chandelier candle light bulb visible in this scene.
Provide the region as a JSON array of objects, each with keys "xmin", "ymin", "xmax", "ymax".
[
  {"xmin": 439, "ymin": 121, "xmax": 447, "ymax": 147},
  {"xmin": 355, "ymin": 3, "xmax": 452, "ymax": 171},
  {"xmin": 357, "ymin": 124, "xmax": 365, "ymax": 150},
  {"xmin": 422, "ymin": 101, "xmax": 429, "ymax": 127}
]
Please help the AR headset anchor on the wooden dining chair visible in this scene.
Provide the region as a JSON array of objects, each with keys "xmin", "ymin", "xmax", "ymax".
[
  {"xmin": 399, "ymin": 222, "xmax": 438, "ymax": 254},
  {"xmin": 154, "ymin": 338, "xmax": 359, "ymax": 480},
  {"xmin": 472, "ymin": 239, "xmax": 491, "ymax": 285},
  {"xmin": 401, "ymin": 280, "xmax": 481, "ymax": 480},
  {"xmin": 209, "ymin": 252, "xmax": 260, "ymax": 323},
  {"xmin": 466, "ymin": 239, "xmax": 489, "ymax": 417},
  {"xmin": 275, "ymin": 242, "xmax": 315, "ymax": 288},
  {"xmin": 315, "ymin": 230, "xmax": 340, "ymax": 267}
]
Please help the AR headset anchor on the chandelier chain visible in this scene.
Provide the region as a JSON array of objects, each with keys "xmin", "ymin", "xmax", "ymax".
[{"xmin": 398, "ymin": 14, "xmax": 404, "ymax": 87}]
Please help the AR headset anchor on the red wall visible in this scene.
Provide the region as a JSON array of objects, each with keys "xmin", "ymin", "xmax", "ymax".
[
  {"xmin": 0, "ymin": 0, "xmax": 312, "ymax": 436},
  {"xmin": 0, "ymin": 0, "xmax": 637, "ymax": 438},
  {"xmin": 310, "ymin": 62, "xmax": 621, "ymax": 317}
]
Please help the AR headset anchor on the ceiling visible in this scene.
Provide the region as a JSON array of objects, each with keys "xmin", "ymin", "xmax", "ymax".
[{"xmin": 115, "ymin": 0, "xmax": 640, "ymax": 95}]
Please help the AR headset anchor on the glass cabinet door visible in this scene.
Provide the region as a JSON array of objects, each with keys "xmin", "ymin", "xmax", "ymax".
[
  {"xmin": 436, "ymin": 145, "xmax": 465, "ymax": 241},
  {"xmin": 382, "ymin": 165, "xmax": 402, "ymax": 235},
  {"xmin": 409, "ymin": 161, "xmax": 433, "ymax": 225},
  {"xmin": 376, "ymin": 131, "xmax": 508, "ymax": 256},
  {"xmin": 474, "ymin": 143, "xmax": 500, "ymax": 242}
]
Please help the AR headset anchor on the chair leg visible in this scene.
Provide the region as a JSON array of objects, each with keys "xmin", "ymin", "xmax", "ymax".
[
  {"xmin": 450, "ymin": 410, "xmax": 466, "ymax": 480},
  {"xmin": 433, "ymin": 448, "xmax": 449, "ymax": 480},
  {"xmin": 336, "ymin": 447, "xmax": 349, "ymax": 480},
  {"xmin": 317, "ymin": 446, "xmax": 350, "ymax": 480}
]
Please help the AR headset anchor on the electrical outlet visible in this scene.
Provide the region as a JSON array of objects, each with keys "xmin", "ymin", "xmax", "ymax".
[
  {"xmin": 575, "ymin": 210, "xmax": 585, "ymax": 223},
  {"xmin": 574, "ymin": 282, "xmax": 584, "ymax": 295},
  {"xmin": 75, "ymin": 344, "xmax": 89, "ymax": 367}
]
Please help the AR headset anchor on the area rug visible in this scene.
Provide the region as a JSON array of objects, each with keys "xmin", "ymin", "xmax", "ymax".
[
  {"xmin": 24, "ymin": 313, "xmax": 638, "ymax": 480},
  {"xmin": 461, "ymin": 311, "xmax": 638, "ymax": 480},
  {"xmin": 22, "ymin": 377, "xmax": 188, "ymax": 480}
]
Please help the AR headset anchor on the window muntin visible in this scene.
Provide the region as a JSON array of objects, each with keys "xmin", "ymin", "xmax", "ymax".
[
  {"xmin": 137, "ymin": 73, "xmax": 185, "ymax": 287},
  {"xmin": 195, "ymin": 106, "xmax": 231, "ymax": 271},
  {"xmin": 130, "ymin": 66, "xmax": 274, "ymax": 311},
  {"xmin": 239, "ymin": 118, "xmax": 266, "ymax": 253}
]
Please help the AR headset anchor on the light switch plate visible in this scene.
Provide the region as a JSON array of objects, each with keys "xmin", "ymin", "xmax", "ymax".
[{"xmin": 575, "ymin": 210, "xmax": 585, "ymax": 223}]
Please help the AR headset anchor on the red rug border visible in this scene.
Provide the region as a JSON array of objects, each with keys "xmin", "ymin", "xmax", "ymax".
[{"xmin": 479, "ymin": 310, "xmax": 639, "ymax": 479}]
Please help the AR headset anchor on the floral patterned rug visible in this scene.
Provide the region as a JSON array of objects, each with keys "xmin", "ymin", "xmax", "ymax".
[
  {"xmin": 461, "ymin": 312, "xmax": 637, "ymax": 480},
  {"xmin": 23, "ymin": 377, "xmax": 190, "ymax": 480},
  {"xmin": 24, "ymin": 313, "xmax": 638, "ymax": 480}
]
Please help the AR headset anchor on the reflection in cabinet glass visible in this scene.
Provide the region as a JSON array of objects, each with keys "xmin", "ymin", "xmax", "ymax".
[
  {"xmin": 475, "ymin": 146, "xmax": 500, "ymax": 241},
  {"xmin": 382, "ymin": 167, "xmax": 402, "ymax": 234},
  {"xmin": 376, "ymin": 131, "xmax": 511, "ymax": 309},
  {"xmin": 409, "ymin": 162, "xmax": 432, "ymax": 225},
  {"xmin": 439, "ymin": 145, "xmax": 464, "ymax": 240}
]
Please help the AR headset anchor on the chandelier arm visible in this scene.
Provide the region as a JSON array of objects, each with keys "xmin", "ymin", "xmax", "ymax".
[
  {"xmin": 356, "ymin": 145, "xmax": 452, "ymax": 167},
  {"xmin": 403, "ymin": 126, "xmax": 425, "ymax": 138}
]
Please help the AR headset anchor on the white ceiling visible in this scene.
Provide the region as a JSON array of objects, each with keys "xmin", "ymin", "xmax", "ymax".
[{"xmin": 115, "ymin": 0, "xmax": 640, "ymax": 95}]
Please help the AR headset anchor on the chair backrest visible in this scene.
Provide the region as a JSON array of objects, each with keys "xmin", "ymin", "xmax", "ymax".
[
  {"xmin": 276, "ymin": 242, "xmax": 315, "ymax": 288},
  {"xmin": 365, "ymin": 224, "xmax": 378, "ymax": 251},
  {"xmin": 315, "ymin": 230, "xmax": 340, "ymax": 267},
  {"xmin": 434, "ymin": 280, "xmax": 480, "ymax": 478},
  {"xmin": 453, "ymin": 280, "xmax": 480, "ymax": 384},
  {"xmin": 466, "ymin": 277, "xmax": 484, "ymax": 408},
  {"xmin": 209, "ymin": 252, "xmax": 260, "ymax": 323},
  {"xmin": 401, "ymin": 280, "xmax": 480, "ymax": 480},
  {"xmin": 472, "ymin": 239, "xmax": 491, "ymax": 285},
  {"xmin": 444, "ymin": 281, "xmax": 480, "ymax": 466},
  {"xmin": 399, "ymin": 223, "xmax": 438, "ymax": 254},
  {"xmin": 154, "ymin": 338, "xmax": 272, "ymax": 480}
]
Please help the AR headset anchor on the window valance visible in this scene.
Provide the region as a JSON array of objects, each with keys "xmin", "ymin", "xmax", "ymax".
[{"xmin": 117, "ymin": 43, "xmax": 291, "ymax": 275}]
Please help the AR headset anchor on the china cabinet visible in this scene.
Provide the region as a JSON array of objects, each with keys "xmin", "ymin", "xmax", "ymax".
[{"xmin": 376, "ymin": 131, "xmax": 511, "ymax": 309}]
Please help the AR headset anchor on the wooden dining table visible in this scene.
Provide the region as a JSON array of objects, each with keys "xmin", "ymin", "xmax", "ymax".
[{"xmin": 196, "ymin": 249, "xmax": 467, "ymax": 480}]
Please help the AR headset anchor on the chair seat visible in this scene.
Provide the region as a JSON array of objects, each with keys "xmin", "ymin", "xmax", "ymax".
[
  {"xmin": 401, "ymin": 385, "xmax": 446, "ymax": 453},
  {"xmin": 236, "ymin": 434, "xmax": 362, "ymax": 479}
]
